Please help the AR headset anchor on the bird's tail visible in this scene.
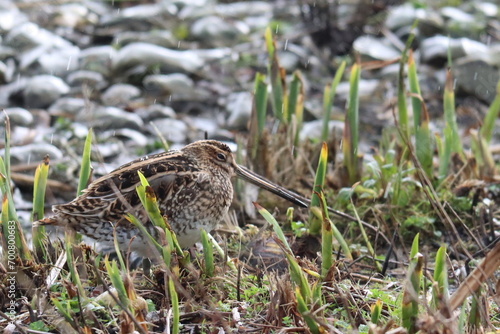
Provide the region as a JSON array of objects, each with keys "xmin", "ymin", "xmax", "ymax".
[{"xmin": 34, "ymin": 216, "xmax": 58, "ymax": 226}]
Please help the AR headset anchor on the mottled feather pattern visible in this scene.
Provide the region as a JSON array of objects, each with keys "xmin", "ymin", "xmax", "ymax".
[
  {"xmin": 39, "ymin": 140, "xmax": 235, "ymax": 256},
  {"xmin": 37, "ymin": 140, "xmax": 307, "ymax": 258}
]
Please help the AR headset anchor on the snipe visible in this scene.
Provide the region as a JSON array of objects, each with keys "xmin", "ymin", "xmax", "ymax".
[{"xmin": 38, "ymin": 140, "xmax": 307, "ymax": 257}]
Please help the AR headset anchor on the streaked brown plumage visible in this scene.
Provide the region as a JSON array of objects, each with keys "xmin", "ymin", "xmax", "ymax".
[{"xmin": 38, "ymin": 140, "xmax": 307, "ymax": 257}]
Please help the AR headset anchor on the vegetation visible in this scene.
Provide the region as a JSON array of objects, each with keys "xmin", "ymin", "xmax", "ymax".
[{"xmin": 1, "ymin": 25, "xmax": 500, "ymax": 334}]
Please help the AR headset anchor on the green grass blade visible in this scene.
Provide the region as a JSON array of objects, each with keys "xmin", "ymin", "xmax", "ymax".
[
  {"xmin": 437, "ymin": 126, "xmax": 453, "ymax": 180},
  {"xmin": 200, "ymin": 229, "xmax": 214, "ymax": 277},
  {"xmin": 410, "ymin": 233, "xmax": 419, "ymax": 258},
  {"xmin": 320, "ymin": 202, "xmax": 333, "ymax": 279},
  {"xmin": 168, "ymin": 277, "xmax": 180, "ymax": 334},
  {"xmin": 443, "ymin": 69, "xmax": 463, "ymax": 157},
  {"xmin": 415, "ymin": 106, "xmax": 433, "ymax": 179},
  {"xmin": 3, "ymin": 111, "xmax": 11, "ymax": 184},
  {"xmin": 402, "ymin": 234, "xmax": 422, "ymax": 334},
  {"xmin": 254, "ymin": 202, "xmax": 291, "ymax": 252},
  {"xmin": 126, "ymin": 213, "xmax": 164, "ymax": 254},
  {"xmin": 402, "ymin": 253, "xmax": 423, "ymax": 334},
  {"xmin": 254, "ymin": 202, "xmax": 312, "ymax": 301},
  {"xmin": 254, "ymin": 72, "xmax": 268, "ymax": 137},
  {"xmin": 408, "ymin": 50, "xmax": 433, "ymax": 178},
  {"xmin": 0, "ymin": 130, "xmax": 31, "ymax": 261},
  {"xmin": 296, "ymin": 287, "xmax": 321, "ymax": 334},
  {"xmin": 479, "ymin": 79, "xmax": 500, "ymax": 143},
  {"xmin": 343, "ymin": 63, "xmax": 360, "ymax": 184},
  {"xmin": 350, "ymin": 194, "xmax": 377, "ymax": 268},
  {"xmin": 397, "ymin": 21, "xmax": 417, "ymax": 141},
  {"xmin": 347, "ymin": 64, "xmax": 360, "ymax": 157},
  {"xmin": 51, "ymin": 298, "xmax": 75, "ymax": 325},
  {"xmin": 135, "ymin": 173, "xmax": 183, "ymax": 256},
  {"xmin": 293, "ymin": 87, "xmax": 304, "ymax": 152},
  {"xmin": 265, "ymin": 26, "xmax": 285, "ymax": 122},
  {"xmin": 65, "ymin": 234, "xmax": 85, "ymax": 298},
  {"xmin": 31, "ymin": 156, "xmax": 50, "ymax": 260},
  {"xmin": 104, "ymin": 258, "xmax": 129, "ymax": 309},
  {"xmin": 370, "ymin": 299, "xmax": 383, "ymax": 325},
  {"xmin": 322, "ymin": 84, "xmax": 332, "ymax": 140},
  {"xmin": 431, "ymin": 246, "xmax": 449, "ymax": 310},
  {"xmin": 287, "ymin": 71, "xmax": 302, "ymax": 124},
  {"xmin": 308, "ymin": 142, "xmax": 328, "ymax": 235},
  {"xmin": 408, "ymin": 50, "xmax": 422, "ymax": 133},
  {"xmin": 322, "ymin": 61, "xmax": 346, "ymax": 142},
  {"xmin": 77, "ymin": 128, "xmax": 93, "ymax": 196},
  {"xmin": 397, "ymin": 61, "xmax": 409, "ymax": 140}
]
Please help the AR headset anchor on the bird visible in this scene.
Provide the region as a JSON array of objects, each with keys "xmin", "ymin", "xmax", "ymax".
[{"xmin": 37, "ymin": 140, "xmax": 309, "ymax": 257}]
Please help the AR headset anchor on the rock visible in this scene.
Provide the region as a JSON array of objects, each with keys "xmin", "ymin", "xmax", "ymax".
[
  {"xmin": 5, "ymin": 22, "xmax": 72, "ymax": 51},
  {"xmin": 225, "ymin": 92, "xmax": 253, "ymax": 129},
  {"xmin": 76, "ymin": 106, "xmax": 144, "ymax": 130},
  {"xmin": 51, "ymin": 3, "xmax": 99, "ymax": 28},
  {"xmin": 186, "ymin": 116, "xmax": 219, "ymax": 135},
  {"xmin": 135, "ymin": 104, "xmax": 177, "ymax": 122},
  {"xmin": 3, "ymin": 143, "xmax": 63, "ymax": 164},
  {"xmin": 48, "ymin": 97, "xmax": 86, "ymax": 118},
  {"xmin": 2, "ymin": 58, "xmax": 15, "ymax": 83},
  {"xmin": 101, "ymin": 83, "xmax": 141, "ymax": 106},
  {"xmin": 148, "ymin": 118, "xmax": 188, "ymax": 143},
  {"xmin": 386, "ymin": 4, "xmax": 444, "ymax": 37},
  {"xmin": 143, "ymin": 73, "xmax": 208, "ymax": 100},
  {"xmin": 23, "ymin": 75, "xmax": 70, "ymax": 108},
  {"xmin": 454, "ymin": 59, "xmax": 499, "ymax": 104},
  {"xmin": 0, "ymin": 8, "xmax": 28, "ymax": 33},
  {"xmin": 277, "ymin": 51, "xmax": 300, "ymax": 71},
  {"xmin": 214, "ymin": 1, "xmax": 272, "ymax": 18},
  {"xmin": 35, "ymin": 46, "xmax": 81, "ymax": 75},
  {"xmin": 113, "ymin": 30, "xmax": 177, "ymax": 48},
  {"xmin": 353, "ymin": 36, "xmax": 401, "ymax": 61},
  {"xmin": 335, "ymin": 80, "xmax": 380, "ymax": 101},
  {"xmin": 0, "ymin": 107, "xmax": 33, "ymax": 126},
  {"xmin": 93, "ymin": 141, "xmax": 124, "ymax": 160},
  {"xmin": 474, "ymin": 2, "xmax": 498, "ymax": 17},
  {"xmin": 191, "ymin": 16, "xmax": 246, "ymax": 46},
  {"xmin": 100, "ymin": 3, "xmax": 177, "ymax": 27},
  {"xmin": 79, "ymin": 46, "xmax": 117, "ymax": 77},
  {"xmin": 66, "ymin": 70, "xmax": 107, "ymax": 89},
  {"xmin": 441, "ymin": 6, "xmax": 485, "ymax": 38},
  {"xmin": 300, "ymin": 120, "xmax": 344, "ymax": 141},
  {"xmin": 112, "ymin": 43, "xmax": 204, "ymax": 74},
  {"xmin": 420, "ymin": 36, "xmax": 488, "ymax": 65},
  {"xmin": 101, "ymin": 128, "xmax": 149, "ymax": 147}
]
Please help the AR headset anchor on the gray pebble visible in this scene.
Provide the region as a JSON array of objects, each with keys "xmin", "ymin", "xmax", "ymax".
[{"xmin": 23, "ymin": 75, "xmax": 70, "ymax": 108}]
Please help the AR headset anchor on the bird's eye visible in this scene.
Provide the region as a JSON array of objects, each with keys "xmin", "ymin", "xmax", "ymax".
[{"xmin": 216, "ymin": 153, "xmax": 226, "ymax": 161}]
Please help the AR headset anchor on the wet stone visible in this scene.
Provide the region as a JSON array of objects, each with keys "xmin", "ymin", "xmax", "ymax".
[
  {"xmin": 112, "ymin": 42, "xmax": 204, "ymax": 74},
  {"xmin": 66, "ymin": 70, "xmax": 107, "ymax": 89},
  {"xmin": 2, "ymin": 143, "xmax": 63, "ymax": 164},
  {"xmin": 225, "ymin": 91, "xmax": 252, "ymax": 129},
  {"xmin": 101, "ymin": 128, "xmax": 148, "ymax": 147},
  {"xmin": 1, "ymin": 107, "xmax": 33, "ymax": 126},
  {"xmin": 135, "ymin": 104, "xmax": 177, "ymax": 122},
  {"xmin": 23, "ymin": 75, "xmax": 70, "ymax": 108},
  {"xmin": 48, "ymin": 97, "xmax": 86, "ymax": 118},
  {"xmin": 148, "ymin": 118, "xmax": 188, "ymax": 143},
  {"xmin": 76, "ymin": 106, "xmax": 144, "ymax": 131},
  {"xmin": 101, "ymin": 83, "xmax": 141, "ymax": 106},
  {"xmin": 353, "ymin": 36, "xmax": 401, "ymax": 61},
  {"xmin": 191, "ymin": 16, "xmax": 246, "ymax": 46},
  {"xmin": 5, "ymin": 21, "xmax": 72, "ymax": 51},
  {"xmin": 454, "ymin": 59, "xmax": 500, "ymax": 104},
  {"xmin": 79, "ymin": 46, "xmax": 117, "ymax": 77}
]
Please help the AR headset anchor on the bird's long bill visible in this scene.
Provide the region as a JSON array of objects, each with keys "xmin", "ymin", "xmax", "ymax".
[{"xmin": 235, "ymin": 165, "xmax": 309, "ymax": 208}]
